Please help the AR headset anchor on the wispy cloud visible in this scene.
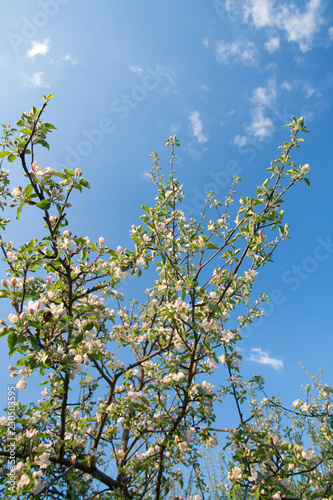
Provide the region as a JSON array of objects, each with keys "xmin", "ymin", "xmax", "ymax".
[
  {"xmin": 62, "ymin": 54, "xmax": 77, "ymax": 66},
  {"xmin": 129, "ymin": 65, "xmax": 144, "ymax": 75},
  {"xmin": 202, "ymin": 37, "xmax": 209, "ymax": 48},
  {"xmin": 200, "ymin": 84, "xmax": 210, "ymax": 92},
  {"xmin": 265, "ymin": 36, "xmax": 280, "ymax": 53},
  {"xmin": 189, "ymin": 111, "xmax": 208, "ymax": 144},
  {"xmin": 27, "ymin": 39, "xmax": 50, "ymax": 58},
  {"xmin": 277, "ymin": 0, "xmax": 324, "ymax": 52},
  {"xmin": 226, "ymin": 0, "xmax": 325, "ymax": 52},
  {"xmin": 281, "ymin": 80, "xmax": 293, "ymax": 91},
  {"xmin": 248, "ymin": 347, "xmax": 284, "ymax": 371},
  {"xmin": 281, "ymin": 79, "xmax": 316, "ymax": 99},
  {"xmin": 303, "ymin": 81, "xmax": 315, "ymax": 98},
  {"xmin": 140, "ymin": 170, "xmax": 151, "ymax": 180},
  {"xmin": 246, "ymin": 108, "xmax": 274, "ymax": 139},
  {"xmin": 22, "ymin": 72, "xmax": 50, "ymax": 88},
  {"xmin": 251, "ymin": 78, "xmax": 276, "ymax": 106},
  {"xmin": 216, "ymin": 39, "xmax": 257, "ymax": 66},
  {"xmin": 233, "ymin": 134, "xmax": 248, "ymax": 147},
  {"xmin": 246, "ymin": 78, "xmax": 276, "ymax": 140}
]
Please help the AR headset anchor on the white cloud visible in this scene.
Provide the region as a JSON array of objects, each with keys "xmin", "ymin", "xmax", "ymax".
[
  {"xmin": 248, "ymin": 347, "xmax": 284, "ymax": 371},
  {"xmin": 233, "ymin": 134, "xmax": 248, "ymax": 147},
  {"xmin": 281, "ymin": 79, "xmax": 316, "ymax": 98},
  {"xmin": 170, "ymin": 122, "xmax": 180, "ymax": 134},
  {"xmin": 265, "ymin": 62, "xmax": 278, "ymax": 71},
  {"xmin": 189, "ymin": 111, "xmax": 208, "ymax": 144},
  {"xmin": 187, "ymin": 144, "xmax": 205, "ymax": 159},
  {"xmin": 129, "ymin": 65, "xmax": 144, "ymax": 75},
  {"xmin": 294, "ymin": 55, "xmax": 307, "ymax": 68},
  {"xmin": 62, "ymin": 54, "xmax": 77, "ymax": 66},
  {"xmin": 244, "ymin": 0, "xmax": 274, "ymax": 28},
  {"xmin": 202, "ymin": 37, "xmax": 209, "ymax": 48},
  {"xmin": 251, "ymin": 78, "xmax": 276, "ymax": 106},
  {"xmin": 246, "ymin": 107, "xmax": 274, "ymax": 139},
  {"xmin": 303, "ymin": 82, "xmax": 315, "ymax": 98},
  {"xmin": 281, "ymin": 80, "xmax": 293, "ymax": 91},
  {"xmin": 27, "ymin": 39, "xmax": 50, "ymax": 58},
  {"xmin": 236, "ymin": 0, "xmax": 325, "ymax": 52},
  {"xmin": 216, "ymin": 40, "xmax": 257, "ymax": 66},
  {"xmin": 245, "ymin": 79, "xmax": 276, "ymax": 140},
  {"xmin": 265, "ymin": 36, "xmax": 280, "ymax": 53},
  {"xmin": 22, "ymin": 72, "xmax": 50, "ymax": 88},
  {"xmin": 278, "ymin": 0, "xmax": 324, "ymax": 52},
  {"xmin": 329, "ymin": 27, "xmax": 333, "ymax": 40}
]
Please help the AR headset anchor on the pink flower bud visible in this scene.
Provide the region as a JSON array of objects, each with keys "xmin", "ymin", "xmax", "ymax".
[
  {"xmin": 75, "ymin": 168, "xmax": 82, "ymax": 176},
  {"xmin": 9, "ymin": 365, "xmax": 16, "ymax": 370}
]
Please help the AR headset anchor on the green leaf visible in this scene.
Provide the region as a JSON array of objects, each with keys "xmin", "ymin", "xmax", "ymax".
[
  {"xmin": 8, "ymin": 332, "xmax": 18, "ymax": 353},
  {"xmin": 37, "ymin": 139, "xmax": 50, "ymax": 150},
  {"xmin": 7, "ymin": 153, "xmax": 16, "ymax": 162},
  {"xmin": 25, "ymin": 184, "xmax": 33, "ymax": 195},
  {"xmin": 0, "ymin": 150, "xmax": 10, "ymax": 158},
  {"xmin": 36, "ymin": 200, "xmax": 51, "ymax": 210},
  {"xmin": 304, "ymin": 177, "xmax": 310, "ymax": 187},
  {"xmin": 43, "ymin": 93, "xmax": 54, "ymax": 102},
  {"xmin": 254, "ymin": 486, "xmax": 260, "ymax": 500},
  {"xmin": 64, "ymin": 168, "xmax": 75, "ymax": 176},
  {"xmin": 16, "ymin": 202, "xmax": 24, "ymax": 220},
  {"xmin": 29, "ymin": 336, "xmax": 39, "ymax": 351},
  {"xmin": 80, "ymin": 179, "xmax": 90, "ymax": 188},
  {"xmin": 44, "ymin": 122, "xmax": 56, "ymax": 130}
]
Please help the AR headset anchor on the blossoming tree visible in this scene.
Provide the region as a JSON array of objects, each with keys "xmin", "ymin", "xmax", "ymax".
[
  {"xmin": 0, "ymin": 95, "xmax": 325, "ymax": 500},
  {"xmin": 167, "ymin": 367, "xmax": 333, "ymax": 500}
]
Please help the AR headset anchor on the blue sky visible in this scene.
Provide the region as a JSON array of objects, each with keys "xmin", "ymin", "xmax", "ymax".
[{"xmin": 0, "ymin": 0, "xmax": 332, "ymax": 416}]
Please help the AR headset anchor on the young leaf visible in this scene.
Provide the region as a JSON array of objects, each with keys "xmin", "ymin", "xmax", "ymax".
[
  {"xmin": 36, "ymin": 200, "xmax": 51, "ymax": 210},
  {"xmin": 8, "ymin": 331, "xmax": 18, "ymax": 353},
  {"xmin": 7, "ymin": 153, "xmax": 16, "ymax": 162}
]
